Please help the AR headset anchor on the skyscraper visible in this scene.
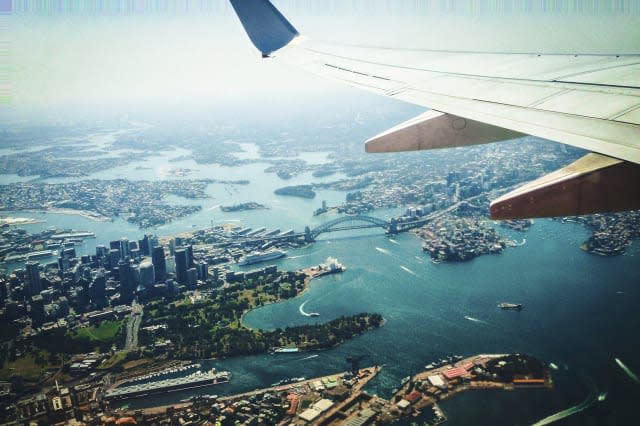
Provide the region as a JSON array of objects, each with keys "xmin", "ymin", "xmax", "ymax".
[
  {"xmin": 89, "ymin": 270, "xmax": 107, "ymax": 308},
  {"xmin": 24, "ymin": 261, "xmax": 42, "ymax": 296},
  {"xmin": 139, "ymin": 260, "xmax": 155, "ymax": 289},
  {"xmin": 152, "ymin": 246, "xmax": 167, "ymax": 282},
  {"xmin": 119, "ymin": 238, "xmax": 130, "ymax": 260},
  {"xmin": 187, "ymin": 267, "xmax": 197, "ymax": 290},
  {"xmin": 118, "ymin": 260, "xmax": 135, "ymax": 304},
  {"xmin": 174, "ymin": 248, "xmax": 188, "ymax": 285},
  {"xmin": 196, "ymin": 261, "xmax": 208, "ymax": 281},
  {"xmin": 139, "ymin": 234, "xmax": 153, "ymax": 256}
]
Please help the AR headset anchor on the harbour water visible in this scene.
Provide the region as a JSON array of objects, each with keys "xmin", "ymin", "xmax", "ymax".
[{"xmin": 2, "ymin": 145, "xmax": 639, "ymax": 425}]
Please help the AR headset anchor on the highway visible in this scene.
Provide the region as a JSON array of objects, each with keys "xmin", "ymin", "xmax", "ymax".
[{"xmin": 124, "ymin": 301, "xmax": 143, "ymax": 350}]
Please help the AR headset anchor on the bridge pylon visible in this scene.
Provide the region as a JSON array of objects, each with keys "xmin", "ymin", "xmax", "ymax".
[{"xmin": 304, "ymin": 226, "xmax": 314, "ymax": 243}]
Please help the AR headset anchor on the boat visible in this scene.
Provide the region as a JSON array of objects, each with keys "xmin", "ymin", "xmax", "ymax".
[
  {"xmin": 238, "ymin": 249, "xmax": 286, "ymax": 266},
  {"xmin": 498, "ymin": 302, "xmax": 523, "ymax": 310},
  {"xmin": 309, "ymin": 312, "xmax": 320, "ymax": 317},
  {"xmin": 273, "ymin": 347, "xmax": 299, "ymax": 353}
]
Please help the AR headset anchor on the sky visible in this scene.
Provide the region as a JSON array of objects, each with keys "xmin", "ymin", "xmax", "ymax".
[{"xmin": 1, "ymin": 0, "xmax": 639, "ymax": 117}]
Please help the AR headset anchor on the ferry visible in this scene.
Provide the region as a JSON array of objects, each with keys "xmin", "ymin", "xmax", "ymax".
[
  {"xmin": 273, "ymin": 347, "xmax": 299, "ymax": 353},
  {"xmin": 238, "ymin": 249, "xmax": 287, "ymax": 266},
  {"xmin": 498, "ymin": 303, "xmax": 523, "ymax": 310}
]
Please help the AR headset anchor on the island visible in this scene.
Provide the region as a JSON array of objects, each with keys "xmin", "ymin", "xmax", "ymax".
[
  {"xmin": 274, "ymin": 184, "xmax": 316, "ymax": 199},
  {"xmin": 220, "ymin": 202, "xmax": 267, "ymax": 212}
]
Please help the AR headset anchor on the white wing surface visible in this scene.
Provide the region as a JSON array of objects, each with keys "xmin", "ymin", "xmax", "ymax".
[{"xmin": 230, "ymin": 0, "xmax": 640, "ymax": 219}]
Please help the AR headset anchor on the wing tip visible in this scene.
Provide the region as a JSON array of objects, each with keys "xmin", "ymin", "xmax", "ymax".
[{"xmin": 230, "ymin": 0, "xmax": 299, "ymax": 56}]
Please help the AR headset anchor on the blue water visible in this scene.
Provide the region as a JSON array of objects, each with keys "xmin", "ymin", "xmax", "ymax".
[
  {"xmin": 118, "ymin": 220, "xmax": 638, "ymax": 424},
  {"xmin": 2, "ymin": 144, "xmax": 639, "ymax": 424}
]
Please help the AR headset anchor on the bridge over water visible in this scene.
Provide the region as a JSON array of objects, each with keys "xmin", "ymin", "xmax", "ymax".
[{"xmin": 302, "ymin": 214, "xmax": 434, "ymax": 241}]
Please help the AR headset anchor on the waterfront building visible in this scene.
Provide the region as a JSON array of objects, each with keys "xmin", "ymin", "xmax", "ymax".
[
  {"xmin": 152, "ymin": 246, "xmax": 167, "ymax": 282},
  {"xmin": 174, "ymin": 248, "xmax": 188, "ymax": 285},
  {"xmin": 108, "ymin": 249, "xmax": 120, "ymax": 270},
  {"xmin": 24, "ymin": 261, "xmax": 42, "ymax": 296}
]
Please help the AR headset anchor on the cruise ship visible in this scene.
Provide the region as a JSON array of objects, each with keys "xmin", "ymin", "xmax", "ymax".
[
  {"xmin": 238, "ymin": 249, "xmax": 286, "ymax": 266},
  {"xmin": 105, "ymin": 369, "xmax": 231, "ymax": 401}
]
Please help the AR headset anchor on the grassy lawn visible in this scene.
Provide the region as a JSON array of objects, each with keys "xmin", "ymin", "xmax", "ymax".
[
  {"xmin": 72, "ymin": 320, "xmax": 123, "ymax": 342},
  {"xmin": 0, "ymin": 353, "xmax": 49, "ymax": 382}
]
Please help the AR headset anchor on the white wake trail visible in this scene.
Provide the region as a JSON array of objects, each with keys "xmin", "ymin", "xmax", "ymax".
[
  {"xmin": 616, "ymin": 358, "xmax": 640, "ymax": 383},
  {"xmin": 400, "ymin": 266, "xmax": 417, "ymax": 276}
]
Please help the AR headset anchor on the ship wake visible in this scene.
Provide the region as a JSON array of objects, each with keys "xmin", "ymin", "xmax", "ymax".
[
  {"xmin": 616, "ymin": 358, "xmax": 640, "ymax": 383},
  {"xmin": 400, "ymin": 266, "xmax": 417, "ymax": 276},
  {"xmin": 464, "ymin": 315, "xmax": 487, "ymax": 324},
  {"xmin": 530, "ymin": 391, "xmax": 597, "ymax": 425}
]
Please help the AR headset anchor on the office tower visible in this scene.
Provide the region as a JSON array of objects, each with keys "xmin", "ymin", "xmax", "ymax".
[
  {"xmin": 89, "ymin": 271, "xmax": 107, "ymax": 308},
  {"xmin": 186, "ymin": 268, "xmax": 197, "ymax": 290},
  {"xmin": 118, "ymin": 260, "xmax": 135, "ymax": 304},
  {"xmin": 186, "ymin": 245, "xmax": 194, "ymax": 267},
  {"xmin": 196, "ymin": 261, "xmax": 208, "ymax": 281},
  {"xmin": 119, "ymin": 238, "xmax": 130, "ymax": 259},
  {"xmin": 139, "ymin": 260, "xmax": 155, "ymax": 288},
  {"xmin": 174, "ymin": 248, "xmax": 188, "ymax": 285},
  {"xmin": 108, "ymin": 249, "xmax": 120, "ymax": 270},
  {"xmin": 152, "ymin": 246, "xmax": 167, "ymax": 282},
  {"xmin": 25, "ymin": 261, "xmax": 42, "ymax": 296},
  {"xmin": 95, "ymin": 245, "xmax": 108, "ymax": 258},
  {"xmin": 30, "ymin": 295, "xmax": 45, "ymax": 326}
]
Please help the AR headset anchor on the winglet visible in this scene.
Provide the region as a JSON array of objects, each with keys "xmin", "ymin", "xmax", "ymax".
[{"xmin": 230, "ymin": 0, "xmax": 299, "ymax": 57}]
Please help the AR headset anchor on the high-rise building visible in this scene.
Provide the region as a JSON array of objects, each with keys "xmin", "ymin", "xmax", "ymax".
[
  {"xmin": 119, "ymin": 238, "xmax": 130, "ymax": 260},
  {"xmin": 108, "ymin": 249, "xmax": 120, "ymax": 270},
  {"xmin": 30, "ymin": 295, "xmax": 46, "ymax": 326},
  {"xmin": 152, "ymin": 246, "xmax": 167, "ymax": 282},
  {"xmin": 186, "ymin": 245, "xmax": 194, "ymax": 268},
  {"xmin": 63, "ymin": 247, "xmax": 76, "ymax": 259},
  {"xmin": 118, "ymin": 260, "xmax": 135, "ymax": 304},
  {"xmin": 95, "ymin": 245, "xmax": 108, "ymax": 258},
  {"xmin": 89, "ymin": 271, "xmax": 107, "ymax": 308},
  {"xmin": 186, "ymin": 267, "xmax": 197, "ymax": 290},
  {"xmin": 25, "ymin": 261, "xmax": 42, "ymax": 296},
  {"xmin": 139, "ymin": 234, "xmax": 153, "ymax": 256},
  {"xmin": 139, "ymin": 260, "xmax": 155, "ymax": 289},
  {"xmin": 196, "ymin": 261, "xmax": 208, "ymax": 281},
  {"xmin": 174, "ymin": 248, "xmax": 188, "ymax": 285}
]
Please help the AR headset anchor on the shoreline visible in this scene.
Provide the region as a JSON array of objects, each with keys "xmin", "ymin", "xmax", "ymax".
[{"xmin": 2, "ymin": 208, "xmax": 112, "ymax": 222}]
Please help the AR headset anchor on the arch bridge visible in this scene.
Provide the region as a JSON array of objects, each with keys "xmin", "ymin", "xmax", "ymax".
[{"xmin": 307, "ymin": 215, "xmax": 392, "ymax": 240}]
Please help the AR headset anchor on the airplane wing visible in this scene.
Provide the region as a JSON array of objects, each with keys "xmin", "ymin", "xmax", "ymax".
[{"xmin": 230, "ymin": 0, "xmax": 640, "ymax": 219}]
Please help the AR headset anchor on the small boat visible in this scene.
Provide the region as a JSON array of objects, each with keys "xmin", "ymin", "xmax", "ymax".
[
  {"xmin": 498, "ymin": 302, "xmax": 523, "ymax": 310},
  {"xmin": 309, "ymin": 313, "xmax": 320, "ymax": 317}
]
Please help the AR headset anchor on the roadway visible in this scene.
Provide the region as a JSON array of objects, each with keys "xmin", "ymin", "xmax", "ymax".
[{"xmin": 124, "ymin": 301, "xmax": 143, "ymax": 350}]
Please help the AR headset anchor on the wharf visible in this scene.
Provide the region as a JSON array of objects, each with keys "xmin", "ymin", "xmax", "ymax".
[{"xmin": 383, "ymin": 353, "xmax": 552, "ymax": 423}]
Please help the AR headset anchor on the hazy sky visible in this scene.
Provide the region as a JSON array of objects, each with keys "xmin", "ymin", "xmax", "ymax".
[{"xmin": 3, "ymin": 0, "xmax": 639, "ymax": 115}]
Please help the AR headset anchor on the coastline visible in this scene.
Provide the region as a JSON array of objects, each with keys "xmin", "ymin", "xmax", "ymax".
[{"xmin": 29, "ymin": 208, "xmax": 111, "ymax": 222}]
